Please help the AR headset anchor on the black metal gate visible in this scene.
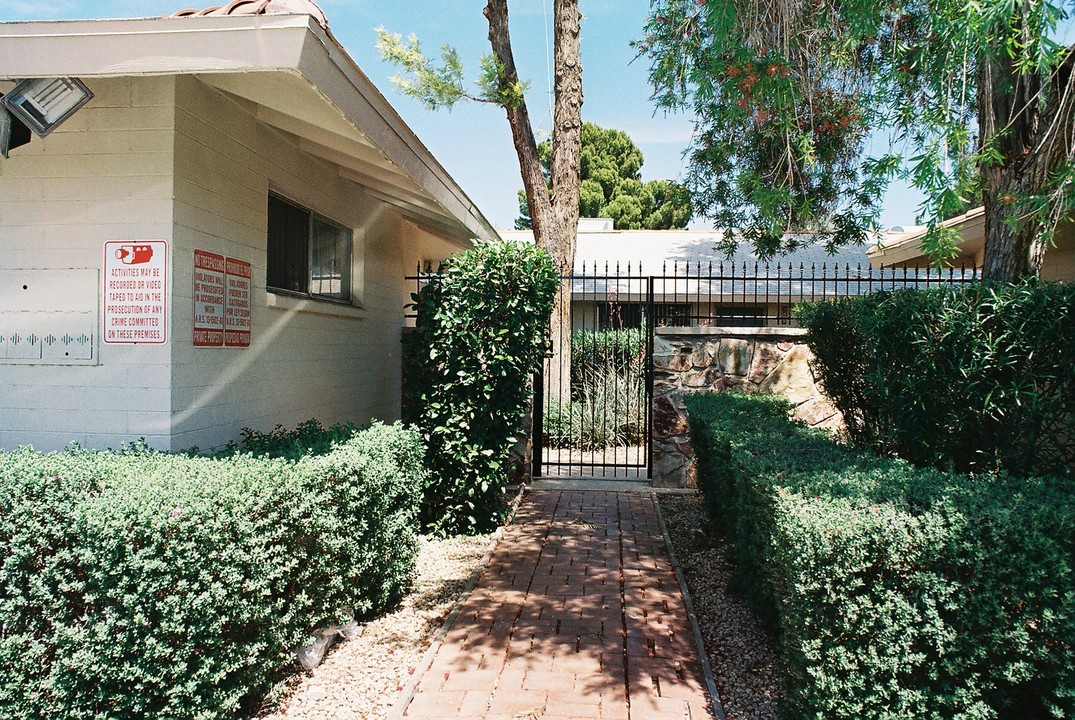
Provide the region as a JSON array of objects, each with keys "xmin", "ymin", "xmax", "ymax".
[
  {"xmin": 532, "ymin": 269, "xmax": 655, "ymax": 480},
  {"xmin": 408, "ymin": 260, "xmax": 980, "ymax": 481}
]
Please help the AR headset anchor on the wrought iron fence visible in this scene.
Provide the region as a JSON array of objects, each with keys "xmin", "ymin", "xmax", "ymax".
[
  {"xmin": 408, "ymin": 261, "xmax": 980, "ymax": 329},
  {"xmin": 568, "ymin": 261, "xmax": 981, "ymax": 328},
  {"xmin": 403, "ymin": 260, "xmax": 982, "ymax": 479}
]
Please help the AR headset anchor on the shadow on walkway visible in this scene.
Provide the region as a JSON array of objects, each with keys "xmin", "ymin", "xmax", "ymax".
[{"xmin": 401, "ymin": 491, "xmax": 714, "ymax": 720}]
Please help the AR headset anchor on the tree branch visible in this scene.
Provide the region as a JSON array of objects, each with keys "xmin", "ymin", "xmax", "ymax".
[{"xmin": 484, "ymin": 0, "xmax": 555, "ymax": 253}]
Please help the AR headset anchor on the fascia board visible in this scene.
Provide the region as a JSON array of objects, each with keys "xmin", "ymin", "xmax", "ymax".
[
  {"xmin": 868, "ymin": 209, "xmax": 987, "ymax": 266},
  {"xmin": 0, "ymin": 16, "xmax": 311, "ymax": 76},
  {"xmin": 296, "ymin": 22, "xmax": 499, "ymax": 244}
]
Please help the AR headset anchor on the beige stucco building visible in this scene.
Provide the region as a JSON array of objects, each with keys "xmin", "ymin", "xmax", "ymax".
[
  {"xmin": 502, "ymin": 219, "xmax": 883, "ymax": 331},
  {"xmin": 867, "ymin": 206, "xmax": 1075, "ymax": 281},
  {"xmin": 0, "ymin": 5, "xmax": 495, "ymax": 451}
]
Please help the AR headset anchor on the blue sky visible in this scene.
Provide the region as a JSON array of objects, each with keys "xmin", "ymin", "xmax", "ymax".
[{"xmin": 0, "ymin": 0, "xmax": 924, "ymax": 231}]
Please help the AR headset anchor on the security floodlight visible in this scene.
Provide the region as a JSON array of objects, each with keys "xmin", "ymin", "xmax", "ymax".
[{"xmin": 0, "ymin": 78, "xmax": 93, "ymax": 137}]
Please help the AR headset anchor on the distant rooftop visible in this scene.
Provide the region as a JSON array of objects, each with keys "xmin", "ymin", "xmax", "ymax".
[{"xmin": 501, "ymin": 220, "xmax": 890, "ymax": 274}]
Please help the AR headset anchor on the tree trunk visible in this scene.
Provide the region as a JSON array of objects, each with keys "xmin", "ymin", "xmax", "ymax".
[
  {"xmin": 981, "ymin": 185, "xmax": 1037, "ymax": 281},
  {"xmin": 545, "ymin": 0, "xmax": 583, "ymax": 406},
  {"xmin": 977, "ymin": 45, "xmax": 1036, "ymax": 282},
  {"xmin": 484, "ymin": 0, "xmax": 582, "ymax": 407},
  {"xmin": 977, "ymin": 39, "xmax": 1075, "ymax": 281}
]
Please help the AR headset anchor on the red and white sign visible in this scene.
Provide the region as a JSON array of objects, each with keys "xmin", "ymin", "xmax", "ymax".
[
  {"xmin": 224, "ymin": 257, "xmax": 251, "ymax": 348},
  {"xmin": 103, "ymin": 241, "xmax": 168, "ymax": 345},
  {"xmin": 193, "ymin": 250, "xmax": 225, "ymax": 347}
]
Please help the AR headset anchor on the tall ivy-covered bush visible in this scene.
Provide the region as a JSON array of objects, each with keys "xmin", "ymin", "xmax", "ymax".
[
  {"xmin": 405, "ymin": 240, "xmax": 558, "ymax": 535},
  {"xmin": 797, "ymin": 280, "xmax": 1075, "ymax": 476}
]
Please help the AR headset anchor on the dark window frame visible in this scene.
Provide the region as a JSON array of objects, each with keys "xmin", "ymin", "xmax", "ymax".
[{"xmin": 267, "ymin": 193, "xmax": 353, "ymax": 304}]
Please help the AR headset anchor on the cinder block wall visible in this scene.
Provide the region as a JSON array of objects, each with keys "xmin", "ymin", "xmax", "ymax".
[
  {"xmin": 0, "ymin": 76, "xmax": 175, "ymax": 451},
  {"xmin": 169, "ymin": 76, "xmax": 466, "ymax": 450},
  {"xmin": 0, "ymin": 74, "xmax": 468, "ymax": 452}
]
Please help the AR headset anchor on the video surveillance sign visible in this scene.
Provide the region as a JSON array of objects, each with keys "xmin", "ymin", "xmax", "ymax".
[{"xmin": 103, "ymin": 241, "xmax": 168, "ymax": 345}]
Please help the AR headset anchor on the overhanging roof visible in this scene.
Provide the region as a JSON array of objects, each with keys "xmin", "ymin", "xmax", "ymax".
[
  {"xmin": 0, "ymin": 14, "xmax": 498, "ymax": 245},
  {"xmin": 866, "ymin": 206, "xmax": 985, "ymax": 267}
]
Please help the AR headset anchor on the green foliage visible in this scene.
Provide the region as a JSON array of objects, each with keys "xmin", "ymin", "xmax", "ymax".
[
  {"xmin": 543, "ymin": 329, "xmax": 647, "ymax": 449},
  {"xmin": 0, "ymin": 423, "xmax": 423, "ymax": 720},
  {"xmin": 376, "ymin": 27, "xmax": 529, "ymax": 110},
  {"xmin": 221, "ymin": 418, "xmax": 360, "ymax": 460},
  {"xmin": 796, "ymin": 280, "xmax": 1075, "ymax": 475},
  {"xmin": 571, "ymin": 327, "xmax": 646, "ymax": 379},
  {"xmin": 374, "ymin": 28, "xmax": 467, "ymax": 109},
  {"xmin": 686, "ymin": 392, "xmax": 1075, "ymax": 719},
  {"xmin": 404, "ymin": 240, "xmax": 558, "ymax": 535},
  {"xmin": 636, "ymin": 0, "xmax": 1073, "ymax": 265},
  {"xmin": 544, "ymin": 365, "xmax": 647, "ymax": 449},
  {"xmin": 516, "ymin": 122, "xmax": 693, "ymax": 230}
]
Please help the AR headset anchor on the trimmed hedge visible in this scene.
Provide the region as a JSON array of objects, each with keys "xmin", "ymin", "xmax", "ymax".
[
  {"xmin": 404, "ymin": 240, "xmax": 558, "ymax": 535},
  {"xmin": 796, "ymin": 280, "xmax": 1075, "ymax": 475},
  {"xmin": 687, "ymin": 393, "xmax": 1075, "ymax": 719},
  {"xmin": 0, "ymin": 422, "xmax": 423, "ymax": 720}
]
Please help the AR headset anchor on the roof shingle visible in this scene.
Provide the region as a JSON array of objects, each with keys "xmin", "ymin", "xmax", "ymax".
[{"xmin": 170, "ymin": 0, "xmax": 327, "ymax": 28}]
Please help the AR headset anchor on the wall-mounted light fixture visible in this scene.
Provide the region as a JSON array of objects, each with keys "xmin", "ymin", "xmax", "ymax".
[
  {"xmin": 0, "ymin": 105, "xmax": 32, "ymax": 159},
  {"xmin": 0, "ymin": 77, "xmax": 93, "ymax": 137}
]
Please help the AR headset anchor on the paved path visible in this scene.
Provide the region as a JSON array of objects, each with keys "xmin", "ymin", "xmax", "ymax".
[{"xmin": 401, "ymin": 490, "xmax": 714, "ymax": 720}]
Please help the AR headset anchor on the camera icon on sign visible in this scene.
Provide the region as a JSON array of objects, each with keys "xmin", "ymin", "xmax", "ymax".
[{"xmin": 115, "ymin": 245, "xmax": 154, "ymax": 265}]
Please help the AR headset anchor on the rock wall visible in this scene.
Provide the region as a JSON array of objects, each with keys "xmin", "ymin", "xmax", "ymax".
[{"xmin": 652, "ymin": 327, "xmax": 841, "ymax": 488}]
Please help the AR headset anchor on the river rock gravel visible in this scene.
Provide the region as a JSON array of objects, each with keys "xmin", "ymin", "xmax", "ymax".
[
  {"xmin": 658, "ymin": 493, "xmax": 788, "ymax": 720},
  {"xmin": 258, "ymin": 533, "xmax": 495, "ymax": 720}
]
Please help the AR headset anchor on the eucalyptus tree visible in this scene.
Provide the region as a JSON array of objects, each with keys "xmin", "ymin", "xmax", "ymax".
[{"xmin": 637, "ymin": 0, "xmax": 1075, "ymax": 279}]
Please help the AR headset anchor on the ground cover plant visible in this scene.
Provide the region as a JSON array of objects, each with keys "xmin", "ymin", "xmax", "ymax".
[
  {"xmin": 797, "ymin": 280, "xmax": 1075, "ymax": 476},
  {"xmin": 686, "ymin": 392, "xmax": 1075, "ymax": 719},
  {"xmin": 0, "ymin": 421, "xmax": 424, "ymax": 720},
  {"xmin": 404, "ymin": 240, "xmax": 558, "ymax": 535}
]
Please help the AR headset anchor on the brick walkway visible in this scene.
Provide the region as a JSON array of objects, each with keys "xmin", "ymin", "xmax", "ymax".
[{"xmin": 401, "ymin": 490, "xmax": 714, "ymax": 720}]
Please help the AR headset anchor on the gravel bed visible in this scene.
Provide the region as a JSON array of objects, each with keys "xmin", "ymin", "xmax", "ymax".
[
  {"xmin": 258, "ymin": 533, "xmax": 495, "ymax": 720},
  {"xmin": 658, "ymin": 493, "xmax": 788, "ymax": 720}
]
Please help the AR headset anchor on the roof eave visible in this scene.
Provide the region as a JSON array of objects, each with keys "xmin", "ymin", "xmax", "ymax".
[
  {"xmin": 0, "ymin": 15, "xmax": 497, "ymax": 245},
  {"xmin": 868, "ymin": 207, "xmax": 987, "ymax": 267}
]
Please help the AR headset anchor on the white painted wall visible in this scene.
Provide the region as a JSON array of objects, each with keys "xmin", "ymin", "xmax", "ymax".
[
  {"xmin": 0, "ymin": 74, "xmax": 468, "ymax": 452},
  {"xmin": 0, "ymin": 76, "xmax": 175, "ymax": 451},
  {"xmin": 169, "ymin": 76, "xmax": 465, "ymax": 450}
]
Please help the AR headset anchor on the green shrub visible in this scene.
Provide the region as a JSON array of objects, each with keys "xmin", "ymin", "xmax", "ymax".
[
  {"xmin": 0, "ymin": 422, "xmax": 423, "ymax": 720},
  {"xmin": 543, "ymin": 328, "xmax": 647, "ymax": 450},
  {"xmin": 544, "ymin": 364, "xmax": 647, "ymax": 449},
  {"xmin": 404, "ymin": 240, "xmax": 558, "ymax": 535},
  {"xmin": 686, "ymin": 393, "xmax": 1075, "ymax": 719},
  {"xmin": 222, "ymin": 418, "xmax": 360, "ymax": 460},
  {"xmin": 571, "ymin": 327, "xmax": 645, "ymax": 384},
  {"xmin": 796, "ymin": 280, "xmax": 1075, "ymax": 475}
]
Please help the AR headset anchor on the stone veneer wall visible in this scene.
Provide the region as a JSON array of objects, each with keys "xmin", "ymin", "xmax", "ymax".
[{"xmin": 652, "ymin": 327, "xmax": 841, "ymax": 488}]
